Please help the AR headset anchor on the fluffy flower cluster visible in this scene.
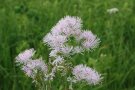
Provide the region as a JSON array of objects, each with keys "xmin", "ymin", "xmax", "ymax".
[
  {"xmin": 22, "ymin": 59, "xmax": 47, "ymax": 78},
  {"xmin": 16, "ymin": 48, "xmax": 35, "ymax": 64},
  {"xmin": 16, "ymin": 49, "xmax": 48, "ymax": 80},
  {"xmin": 43, "ymin": 16, "xmax": 100, "ymax": 56},
  {"xmin": 16, "ymin": 16, "xmax": 102, "ymax": 88},
  {"xmin": 81, "ymin": 31, "xmax": 100, "ymax": 50},
  {"xmin": 72, "ymin": 64, "xmax": 102, "ymax": 85}
]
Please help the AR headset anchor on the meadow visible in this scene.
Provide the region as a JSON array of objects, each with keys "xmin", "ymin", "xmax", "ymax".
[{"xmin": 0, "ymin": 0, "xmax": 135, "ymax": 90}]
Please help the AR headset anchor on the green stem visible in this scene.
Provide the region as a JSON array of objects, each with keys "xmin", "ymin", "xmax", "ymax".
[{"xmin": 46, "ymin": 84, "xmax": 48, "ymax": 90}]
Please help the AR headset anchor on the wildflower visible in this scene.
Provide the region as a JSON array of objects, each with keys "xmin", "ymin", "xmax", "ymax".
[
  {"xmin": 43, "ymin": 16, "xmax": 83, "ymax": 56},
  {"xmin": 72, "ymin": 64, "xmax": 102, "ymax": 85},
  {"xmin": 16, "ymin": 48, "xmax": 35, "ymax": 64},
  {"xmin": 49, "ymin": 49, "xmax": 58, "ymax": 57},
  {"xmin": 107, "ymin": 8, "xmax": 119, "ymax": 14},
  {"xmin": 81, "ymin": 30, "xmax": 100, "ymax": 50},
  {"xmin": 51, "ymin": 16, "xmax": 82, "ymax": 36},
  {"xmin": 16, "ymin": 16, "xmax": 102, "ymax": 89},
  {"xmin": 43, "ymin": 33, "xmax": 67, "ymax": 49},
  {"xmin": 52, "ymin": 56, "xmax": 64, "ymax": 66},
  {"xmin": 22, "ymin": 59, "xmax": 48, "ymax": 78},
  {"xmin": 43, "ymin": 16, "xmax": 100, "ymax": 55}
]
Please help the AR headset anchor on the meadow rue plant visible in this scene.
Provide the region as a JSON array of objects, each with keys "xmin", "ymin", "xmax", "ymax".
[{"xmin": 16, "ymin": 16, "xmax": 102, "ymax": 90}]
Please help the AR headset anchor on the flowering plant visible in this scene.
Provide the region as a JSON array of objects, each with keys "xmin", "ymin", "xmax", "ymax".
[{"xmin": 15, "ymin": 16, "xmax": 102, "ymax": 90}]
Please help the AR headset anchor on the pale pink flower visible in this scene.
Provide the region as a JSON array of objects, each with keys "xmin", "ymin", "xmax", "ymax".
[
  {"xmin": 43, "ymin": 33, "xmax": 67, "ymax": 49},
  {"xmin": 16, "ymin": 48, "xmax": 35, "ymax": 64},
  {"xmin": 72, "ymin": 64, "xmax": 102, "ymax": 85},
  {"xmin": 51, "ymin": 16, "xmax": 82, "ymax": 36},
  {"xmin": 81, "ymin": 30, "xmax": 100, "ymax": 50},
  {"xmin": 22, "ymin": 59, "xmax": 48, "ymax": 78}
]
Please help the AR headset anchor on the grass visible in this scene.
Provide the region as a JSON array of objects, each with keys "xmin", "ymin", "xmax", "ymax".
[{"xmin": 0, "ymin": 0, "xmax": 135, "ymax": 90}]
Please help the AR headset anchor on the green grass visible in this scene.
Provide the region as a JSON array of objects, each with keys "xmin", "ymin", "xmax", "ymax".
[{"xmin": 0, "ymin": 0, "xmax": 135, "ymax": 90}]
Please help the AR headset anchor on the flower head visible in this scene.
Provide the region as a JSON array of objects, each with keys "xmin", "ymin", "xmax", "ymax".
[
  {"xmin": 81, "ymin": 30, "xmax": 100, "ymax": 50},
  {"xmin": 72, "ymin": 64, "xmax": 102, "ymax": 85},
  {"xmin": 22, "ymin": 59, "xmax": 48, "ymax": 78},
  {"xmin": 43, "ymin": 16, "xmax": 100, "ymax": 56},
  {"xmin": 51, "ymin": 16, "xmax": 82, "ymax": 36},
  {"xmin": 16, "ymin": 48, "xmax": 35, "ymax": 64},
  {"xmin": 43, "ymin": 33, "xmax": 67, "ymax": 49}
]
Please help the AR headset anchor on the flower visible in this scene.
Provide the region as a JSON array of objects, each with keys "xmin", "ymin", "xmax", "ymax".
[
  {"xmin": 81, "ymin": 30, "xmax": 100, "ymax": 50},
  {"xmin": 72, "ymin": 64, "xmax": 102, "ymax": 85},
  {"xmin": 43, "ymin": 33, "xmax": 67, "ymax": 49},
  {"xmin": 43, "ymin": 16, "xmax": 84, "ymax": 56},
  {"xmin": 60, "ymin": 45, "xmax": 73, "ymax": 55},
  {"xmin": 43, "ymin": 16, "xmax": 100, "ymax": 55},
  {"xmin": 16, "ymin": 48, "xmax": 35, "ymax": 64},
  {"xmin": 22, "ymin": 59, "xmax": 48, "ymax": 78},
  {"xmin": 49, "ymin": 49, "xmax": 58, "ymax": 57},
  {"xmin": 52, "ymin": 56, "xmax": 64, "ymax": 66},
  {"xmin": 51, "ymin": 16, "xmax": 82, "ymax": 36},
  {"xmin": 107, "ymin": 8, "xmax": 119, "ymax": 14}
]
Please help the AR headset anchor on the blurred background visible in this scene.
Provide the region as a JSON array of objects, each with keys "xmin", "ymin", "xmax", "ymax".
[{"xmin": 0, "ymin": 0, "xmax": 135, "ymax": 90}]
